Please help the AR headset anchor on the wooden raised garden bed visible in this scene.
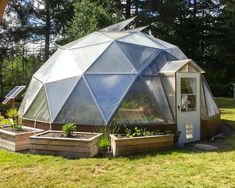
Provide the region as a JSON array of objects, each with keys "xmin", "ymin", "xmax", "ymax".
[
  {"xmin": 30, "ymin": 131, "xmax": 102, "ymax": 158},
  {"xmin": 0, "ymin": 126, "xmax": 43, "ymax": 151},
  {"xmin": 110, "ymin": 134, "xmax": 174, "ymax": 156}
]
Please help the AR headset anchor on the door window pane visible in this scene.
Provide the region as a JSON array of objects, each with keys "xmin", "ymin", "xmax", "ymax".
[{"xmin": 181, "ymin": 77, "xmax": 197, "ymax": 112}]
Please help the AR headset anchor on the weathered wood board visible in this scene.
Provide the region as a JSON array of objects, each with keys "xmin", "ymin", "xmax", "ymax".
[
  {"xmin": 110, "ymin": 134, "xmax": 174, "ymax": 156},
  {"xmin": 30, "ymin": 131, "xmax": 102, "ymax": 158}
]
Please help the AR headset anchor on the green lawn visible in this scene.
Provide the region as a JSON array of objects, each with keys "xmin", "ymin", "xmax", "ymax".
[
  {"xmin": 216, "ymin": 97, "xmax": 235, "ymax": 129},
  {"xmin": 0, "ymin": 98, "xmax": 235, "ymax": 188}
]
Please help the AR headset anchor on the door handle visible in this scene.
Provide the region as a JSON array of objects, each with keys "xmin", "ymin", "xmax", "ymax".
[{"xmin": 178, "ymin": 105, "xmax": 180, "ymax": 111}]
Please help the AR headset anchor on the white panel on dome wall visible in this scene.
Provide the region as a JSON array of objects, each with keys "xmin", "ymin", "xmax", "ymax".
[
  {"xmin": 64, "ymin": 32, "xmax": 112, "ymax": 49},
  {"xmin": 24, "ymin": 86, "xmax": 50, "ymax": 122},
  {"xmin": 86, "ymin": 42, "xmax": 136, "ymax": 74},
  {"xmin": 118, "ymin": 32, "xmax": 165, "ymax": 49},
  {"xmin": 18, "ymin": 77, "xmax": 43, "ymax": 117},
  {"xmin": 70, "ymin": 42, "xmax": 111, "ymax": 72},
  {"xmin": 46, "ymin": 50, "xmax": 82, "ymax": 82},
  {"xmin": 34, "ymin": 49, "xmax": 64, "ymax": 82},
  {"xmin": 85, "ymin": 74, "xmax": 137, "ymax": 122},
  {"xmin": 45, "ymin": 76, "xmax": 80, "ymax": 122}
]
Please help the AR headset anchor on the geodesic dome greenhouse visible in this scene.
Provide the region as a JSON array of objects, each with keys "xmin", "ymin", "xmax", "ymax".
[{"xmin": 18, "ymin": 19, "xmax": 220, "ymax": 131}]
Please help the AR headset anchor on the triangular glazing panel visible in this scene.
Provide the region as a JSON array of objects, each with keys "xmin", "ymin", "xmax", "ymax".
[
  {"xmin": 85, "ymin": 74, "xmax": 136, "ymax": 122},
  {"xmin": 18, "ymin": 77, "xmax": 43, "ymax": 117},
  {"xmin": 203, "ymin": 80, "xmax": 220, "ymax": 117},
  {"xmin": 24, "ymin": 86, "xmax": 50, "ymax": 122},
  {"xmin": 34, "ymin": 49, "xmax": 63, "ymax": 82},
  {"xmin": 143, "ymin": 76, "xmax": 174, "ymax": 123},
  {"xmin": 64, "ymin": 32, "xmax": 111, "ymax": 49},
  {"xmin": 143, "ymin": 51, "xmax": 178, "ymax": 75},
  {"xmin": 100, "ymin": 17, "xmax": 136, "ymax": 32},
  {"xmin": 86, "ymin": 42, "xmax": 136, "ymax": 73},
  {"xmin": 161, "ymin": 76, "xmax": 176, "ymax": 117},
  {"xmin": 111, "ymin": 77, "xmax": 165, "ymax": 125},
  {"xmin": 47, "ymin": 50, "xmax": 82, "ymax": 82},
  {"xmin": 118, "ymin": 32, "xmax": 164, "ymax": 49},
  {"xmin": 54, "ymin": 78, "xmax": 104, "ymax": 125},
  {"xmin": 70, "ymin": 42, "xmax": 111, "ymax": 72},
  {"xmin": 101, "ymin": 32, "xmax": 131, "ymax": 40},
  {"xmin": 45, "ymin": 76, "xmax": 80, "ymax": 122},
  {"xmin": 165, "ymin": 47, "xmax": 187, "ymax": 60},
  {"xmin": 201, "ymin": 80, "xmax": 208, "ymax": 120},
  {"xmin": 146, "ymin": 34, "xmax": 177, "ymax": 49},
  {"xmin": 117, "ymin": 42, "xmax": 158, "ymax": 71}
]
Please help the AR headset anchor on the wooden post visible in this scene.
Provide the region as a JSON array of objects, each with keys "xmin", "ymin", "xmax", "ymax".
[{"xmin": 0, "ymin": 0, "xmax": 8, "ymax": 20}]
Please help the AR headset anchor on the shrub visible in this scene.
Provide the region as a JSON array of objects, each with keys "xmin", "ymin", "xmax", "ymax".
[
  {"xmin": 62, "ymin": 123, "xmax": 76, "ymax": 137},
  {"xmin": 97, "ymin": 136, "xmax": 111, "ymax": 148}
]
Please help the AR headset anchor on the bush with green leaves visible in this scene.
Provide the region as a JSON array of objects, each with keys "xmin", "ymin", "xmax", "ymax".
[
  {"xmin": 62, "ymin": 123, "xmax": 76, "ymax": 137},
  {"xmin": 97, "ymin": 136, "xmax": 111, "ymax": 148},
  {"xmin": 125, "ymin": 127, "xmax": 166, "ymax": 138},
  {"xmin": 0, "ymin": 109, "xmax": 22, "ymax": 131}
]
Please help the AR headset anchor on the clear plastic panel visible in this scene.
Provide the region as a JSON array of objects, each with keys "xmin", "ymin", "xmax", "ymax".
[
  {"xmin": 45, "ymin": 77, "xmax": 80, "ymax": 122},
  {"xmin": 65, "ymin": 32, "xmax": 111, "ymax": 49},
  {"xmin": 24, "ymin": 86, "xmax": 50, "ymax": 122},
  {"xmin": 148, "ymin": 36, "xmax": 176, "ymax": 49},
  {"xmin": 18, "ymin": 77, "xmax": 43, "ymax": 117},
  {"xmin": 111, "ymin": 78, "xmax": 165, "ymax": 125},
  {"xmin": 100, "ymin": 17, "xmax": 136, "ymax": 32},
  {"xmin": 54, "ymin": 78, "xmax": 104, "ymax": 125},
  {"xmin": 201, "ymin": 80, "xmax": 208, "ymax": 120},
  {"xmin": 161, "ymin": 76, "xmax": 176, "ymax": 117},
  {"xmin": 87, "ymin": 42, "xmax": 136, "ymax": 73},
  {"xmin": 34, "ymin": 49, "xmax": 63, "ymax": 82},
  {"xmin": 47, "ymin": 50, "xmax": 82, "ymax": 82},
  {"xmin": 85, "ymin": 75, "xmax": 136, "ymax": 122},
  {"xmin": 203, "ymin": 80, "xmax": 220, "ymax": 117},
  {"xmin": 142, "ymin": 51, "xmax": 169, "ymax": 75},
  {"xmin": 160, "ymin": 60, "xmax": 188, "ymax": 73},
  {"xmin": 70, "ymin": 42, "xmax": 111, "ymax": 72},
  {"xmin": 165, "ymin": 47, "xmax": 187, "ymax": 60},
  {"xmin": 117, "ymin": 42, "xmax": 158, "ymax": 71},
  {"xmin": 118, "ymin": 32, "xmax": 164, "ymax": 49},
  {"xmin": 101, "ymin": 32, "xmax": 131, "ymax": 39},
  {"xmin": 143, "ymin": 76, "xmax": 174, "ymax": 123}
]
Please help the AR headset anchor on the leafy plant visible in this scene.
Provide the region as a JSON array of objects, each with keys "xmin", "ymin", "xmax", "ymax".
[
  {"xmin": 1, "ymin": 109, "xmax": 23, "ymax": 131},
  {"xmin": 125, "ymin": 127, "xmax": 167, "ymax": 138},
  {"xmin": 97, "ymin": 136, "xmax": 111, "ymax": 148},
  {"xmin": 62, "ymin": 123, "xmax": 76, "ymax": 137},
  {"xmin": 6, "ymin": 108, "xmax": 18, "ymax": 119}
]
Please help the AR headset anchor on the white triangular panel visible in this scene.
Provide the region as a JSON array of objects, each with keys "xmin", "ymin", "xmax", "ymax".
[
  {"xmin": 65, "ymin": 32, "xmax": 111, "ymax": 49},
  {"xmin": 70, "ymin": 42, "xmax": 111, "ymax": 71},
  {"xmin": 45, "ymin": 76, "xmax": 80, "ymax": 121},
  {"xmin": 18, "ymin": 77, "xmax": 43, "ymax": 117},
  {"xmin": 46, "ymin": 51, "xmax": 82, "ymax": 82}
]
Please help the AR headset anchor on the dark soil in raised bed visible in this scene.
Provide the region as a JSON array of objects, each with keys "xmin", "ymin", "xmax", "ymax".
[
  {"xmin": 1, "ymin": 126, "xmax": 30, "ymax": 133},
  {"xmin": 38, "ymin": 132, "xmax": 96, "ymax": 139}
]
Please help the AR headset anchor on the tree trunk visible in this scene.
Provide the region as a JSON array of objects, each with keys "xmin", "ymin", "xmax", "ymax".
[{"xmin": 44, "ymin": 0, "xmax": 50, "ymax": 61}]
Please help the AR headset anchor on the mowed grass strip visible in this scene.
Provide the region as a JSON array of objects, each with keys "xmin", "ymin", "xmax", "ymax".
[{"xmin": 0, "ymin": 97, "xmax": 234, "ymax": 188}]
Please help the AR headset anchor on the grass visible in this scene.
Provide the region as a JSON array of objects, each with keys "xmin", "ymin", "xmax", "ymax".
[
  {"xmin": 216, "ymin": 97, "xmax": 235, "ymax": 129},
  {"xmin": 0, "ymin": 98, "xmax": 234, "ymax": 188}
]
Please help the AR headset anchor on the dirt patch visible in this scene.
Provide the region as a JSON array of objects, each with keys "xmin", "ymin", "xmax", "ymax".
[
  {"xmin": 183, "ymin": 124, "xmax": 235, "ymax": 152},
  {"xmin": 1, "ymin": 126, "xmax": 30, "ymax": 133},
  {"xmin": 38, "ymin": 132, "xmax": 95, "ymax": 139}
]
